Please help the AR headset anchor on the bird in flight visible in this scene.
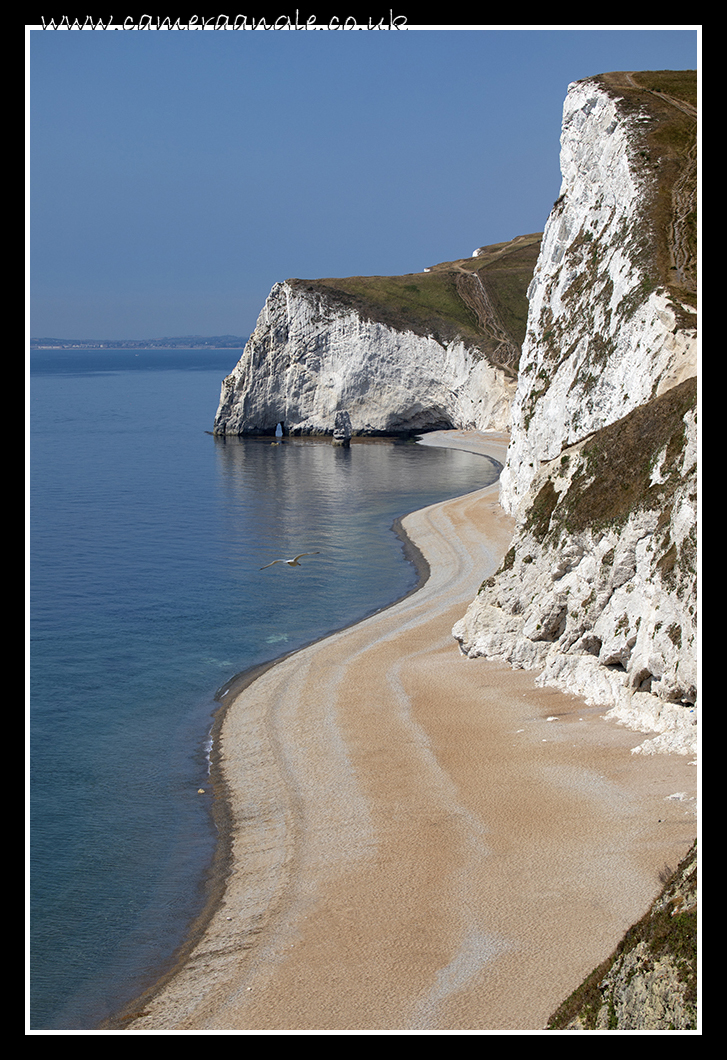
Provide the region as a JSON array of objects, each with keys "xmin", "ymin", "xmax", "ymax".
[{"xmin": 259, "ymin": 551, "xmax": 321, "ymax": 570}]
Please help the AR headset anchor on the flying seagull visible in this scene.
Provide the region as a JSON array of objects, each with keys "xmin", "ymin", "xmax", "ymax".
[{"xmin": 259, "ymin": 551, "xmax": 321, "ymax": 570}]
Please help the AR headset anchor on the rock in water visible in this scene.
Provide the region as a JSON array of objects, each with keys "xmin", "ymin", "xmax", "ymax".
[{"xmin": 332, "ymin": 410, "xmax": 352, "ymax": 446}]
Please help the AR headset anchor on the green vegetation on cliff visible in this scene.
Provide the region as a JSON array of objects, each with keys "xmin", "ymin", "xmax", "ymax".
[
  {"xmin": 595, "ymin": 70, "xmax": 697, "ymax": 315},
  {"xmin": 547, "ymin": 842, "xmax": 697, "ymax": 1030},
  {"xmin": 288, "ymin": 232, "xmax": 541, "ymax": 376},
  {"xmin": 526, "ymin": 375, "xmax": 697, "ymax": 543}
]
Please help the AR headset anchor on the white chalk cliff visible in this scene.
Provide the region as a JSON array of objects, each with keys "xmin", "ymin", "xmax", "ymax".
[
  {"xmin": 213, "ymin": 281, "xmax": 514, "ymax": 435},
  {"xmin": 454, "ymin": 72, "xmax": 698, "ymax": 755},
  {"xmin": 213, "ymin": 235, "xmax": 541, "ymax": 438},
  {"xmin": 499, "ymin": 73, "xmax": 697, "ymax": 513}
]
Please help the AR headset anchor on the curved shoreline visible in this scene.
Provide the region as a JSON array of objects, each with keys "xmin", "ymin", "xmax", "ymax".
[
  {"xmin": 112, "ymin": 430, "xmax": 696, "ymax": 1032},
  {"xmin": 105, "ymin": 431, "xmax": 500, "ymax": 1029}
]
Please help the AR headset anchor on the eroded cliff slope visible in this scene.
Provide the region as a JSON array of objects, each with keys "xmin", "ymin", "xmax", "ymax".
[
  {"xmin": 213, "ymin": 234, "xmax": 540, "ymax": 436},
  {"xmin": 547, "ymin": 842, "xmax": 697, "ymax": 1030},
  {"xmin": 454, "ymin": 71, "xmax": 698, "ymax": 756},
  {"xmin": 499, "ymin": 70, "xmax": 697, "ymax": 512}
]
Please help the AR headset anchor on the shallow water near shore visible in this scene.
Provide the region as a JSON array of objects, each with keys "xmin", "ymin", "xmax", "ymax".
[{"xmin": 29, "ymin": 349, "xmax": 498, "ymax": 1030}]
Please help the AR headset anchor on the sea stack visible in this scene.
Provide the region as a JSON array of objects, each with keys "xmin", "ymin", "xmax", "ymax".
[{"xmin": 332, "ymin": 410, "xmax": 352, "ymax": 446}]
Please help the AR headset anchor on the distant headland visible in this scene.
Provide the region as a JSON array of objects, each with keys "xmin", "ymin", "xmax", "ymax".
[{"xmin": 30, "ymin": 335, "xmax": 248, "ymax": 350}]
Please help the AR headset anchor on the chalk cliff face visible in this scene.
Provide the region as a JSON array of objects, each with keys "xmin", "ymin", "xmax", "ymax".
[
  {"xmin": 500, "ymin": 72, "xmax": 697, "ymax": 513},
  {"xmin": 454, "ymin": 71, "xmax": 698, "ymax": 755},
  {"xmin": 214, "ymin": 282, "xmax": 511, "ymax": 435},
  {"xmin": 213, "ymin": 235, "xmax": 541, "ymax": 437},
  {"xmin": 454, "ymin": 377, "xmax": 697, "ymax": 754}
]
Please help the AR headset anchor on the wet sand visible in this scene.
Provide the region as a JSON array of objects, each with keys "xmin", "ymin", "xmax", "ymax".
[{"xmin": 120, "ymin": 430, "xmax": 697, "ymax": 1032}]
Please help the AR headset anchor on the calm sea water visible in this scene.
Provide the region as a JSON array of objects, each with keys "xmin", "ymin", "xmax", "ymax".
[{"xmin": 29, "ymin": 349, "xmax": 498, "ymax": 1029}]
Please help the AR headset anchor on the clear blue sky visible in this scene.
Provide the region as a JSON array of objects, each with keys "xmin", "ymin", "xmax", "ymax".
[{"xmin": 28, "ymin": 25, "xmax": 699, "ymax": 339}]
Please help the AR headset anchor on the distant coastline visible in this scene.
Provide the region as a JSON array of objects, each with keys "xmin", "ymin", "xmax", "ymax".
[{"xmin": 30, "ymin": 335, "xmax": 248, "ymax": 350}]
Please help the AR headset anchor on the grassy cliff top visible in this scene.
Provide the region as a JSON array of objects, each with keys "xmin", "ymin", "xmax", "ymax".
[
  {"xmin": 595, "ymin": 69, "xmax": 697, "ymax": 108},
  {"xmin": 591, "ymin": 70, "xmax": 697, "ymax": 311},
  {"xmin": 287, "ymin": 232, "xmax": 541, "ymax": 375}
]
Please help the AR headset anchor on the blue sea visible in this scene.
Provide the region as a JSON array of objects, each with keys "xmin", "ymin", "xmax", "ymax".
[{"xmin": 28, "ymin": 349, "xmax": 498, "ymax": 1030}]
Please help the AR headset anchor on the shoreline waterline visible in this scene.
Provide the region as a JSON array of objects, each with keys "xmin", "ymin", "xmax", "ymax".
[
  {"xmin": 104, "ymin": 429, "xmax": 507, "ymax": 1030},
  {"xmin": 106, "ymin": 429, "xmax": 696, "ymax": 1032}
]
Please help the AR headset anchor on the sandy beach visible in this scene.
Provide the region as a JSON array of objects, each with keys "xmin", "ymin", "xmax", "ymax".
[{"xmin": 118, "ymin": 430, "xmax": 697, "ymax": 1033}]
